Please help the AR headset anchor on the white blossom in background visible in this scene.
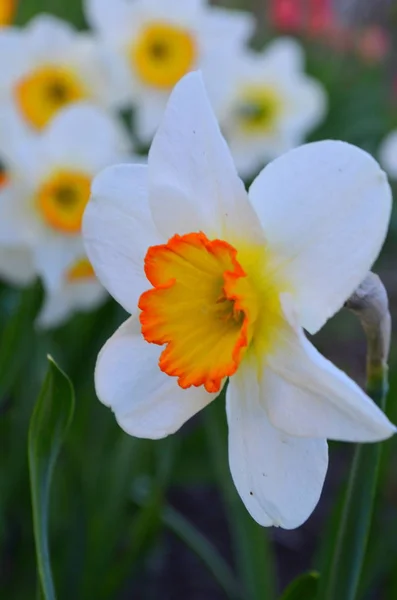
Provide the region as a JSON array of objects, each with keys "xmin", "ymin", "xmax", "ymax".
[
  {"xmin": 84, "ymin": 0, "xmax": 255, "ymax": 143},
  {"xmin": 0, "ymin": 14, "xmax": 127, "ymax": 136},
  {"xmin": 219, "ymin": 38, "xmax": 327, "ymax": 178},
  {"xmin": 83, "ymin": 73, "xmax": 395, "ymax": 529},
  {"xmin": 379, "ymin": 130, "xmax": 397, "ymax": 179},
  {"xmin": 37, "ymin": 242, "xmax": 107, "ymax": 329},
  {"xmin": 0, "ymin": 103, "xmax": 132, "ymax": 298}
]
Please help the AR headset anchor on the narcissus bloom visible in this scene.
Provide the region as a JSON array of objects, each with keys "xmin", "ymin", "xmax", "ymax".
[
  {"xmin": 84, "ymin": 73, "xmax": 395, "ymax": 529},
  {"xmin": 85, "ymin": 0, "xmax": 254, "ymax": 142},
  {"xmin": 0, "ymin": 14, "xmax": 126, "ymax": 134},
  {"xmin": 37, "ymin": 246, "xmax": 106, "ymax": 328},
  {"xmin": 220, "ymin": 38, "xmax": 326, "ymax": 177},
  {"xmin": 0, "ymin": 103, "xmax": 131, "ymax": 292}
]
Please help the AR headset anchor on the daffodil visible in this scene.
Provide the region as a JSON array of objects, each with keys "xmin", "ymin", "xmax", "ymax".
[
  {"xmin": 220, "ymin": 38, "xmax": 327, "ymax": 177},
  {"xmin": 37, "ymin": 245, "xmax": 106, "ymax": 328},
  {"xmin": 83, "ymin": 73, "xmax": 395, "ymax": 529},
  {"xmin": 379, "ymin": 130, "xmax": 397, "ymax": 179},
  {"xmin": 0, "ymin": 103, "xmax": 131, "ymax": 293},
  {"xmin": 84, "ymin": 0, "xmax": 254, "ymax": 142},
  {"xmin": 0, "ymin": 14, "xmax": 127, "ymax": 135}
]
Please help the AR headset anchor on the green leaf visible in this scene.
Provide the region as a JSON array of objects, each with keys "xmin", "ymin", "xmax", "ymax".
[
  {"xmin": 28, "ymin": 357, "xmax": 75, "ymax": 600},
  {"xmin": 317, "ymin": 368, "xmax": 389, "ymax": 600},
  {"xmin": 280, "ymin": 572, "xmax": 319, "ymax": 600},
  {"xmin": 162, "ymin": 503, "xmax": 242, "ymax": 600}
]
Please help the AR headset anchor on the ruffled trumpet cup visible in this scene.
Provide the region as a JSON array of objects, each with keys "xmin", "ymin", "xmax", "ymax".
[{"xmin": 83, "ymin": 72, "xmax": 395, "ymax": 529}]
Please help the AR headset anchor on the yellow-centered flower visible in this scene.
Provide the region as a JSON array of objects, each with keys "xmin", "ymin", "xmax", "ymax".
[
  {"xmin": 0, "ymin": 14, "xmax": 127, "ymax": 134},
  {"xmin": 84, "ymin": 0, "xmax": 255, "ymax": 141},
  {"xmin": 84, "ymin": 73, "xmax": 395, "ymax": 530},
  {"xmin": 221, "ymin": 38, "xmax": 326, "ymax": 178}
]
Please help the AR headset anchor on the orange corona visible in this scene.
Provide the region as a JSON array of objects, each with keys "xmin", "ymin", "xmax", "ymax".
[{"xmin": 139, "ymin": 232, "xmax": 262, "ymax": 393}]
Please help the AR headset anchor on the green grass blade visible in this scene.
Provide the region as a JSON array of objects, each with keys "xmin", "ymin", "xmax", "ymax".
[
  {"xmin": 28, "ymin": 356, "xmax": 75, "ymax": 600},
  {"xmin": 162, "ymin": 503, "xmax": 242, "ymax": 600},
  {"xmin": 318, "ymin": 368, "xmax": 389, "ymax": 600},
  {"xmin": 280, "ymin": 572, "xmax": 319, "ymax": 600}
]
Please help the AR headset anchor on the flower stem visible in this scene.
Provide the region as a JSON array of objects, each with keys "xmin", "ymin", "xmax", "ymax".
[{"xmin": 318, "ymin": 273, "xmax": 391, "ymax": 600}]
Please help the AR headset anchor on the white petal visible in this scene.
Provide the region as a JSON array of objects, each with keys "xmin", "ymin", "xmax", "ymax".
[
  {"xmin": 34, "ymin": 237, "xmax": 86, "ymax": 293},
  {"xmin": 83, "ymin": 163, "xmax": 162, "ymax": 315},
  {"xmin": 134, "ymin": 93, "xmax": 167, "ymax": 144},
  {"xmin": 84, "ymin": 0, "xmax": 140, "ymax": 36},
  {"xmin": 0, "ymin": 246, "xmax": 36, "ymax": 286},
  {"xmin": 0, "ymin": 184, "xmax": 43, "ymax": 246},
  {"xmin": 263, "ymin": 299, "xmax": 396, "ymax": 441},
  {"xmin": 37, "ymin": 280, "xmax": 106, "ymax": 329},
  {"xmin": 379, "ymin": 130, "xmax": 397, "ymax": 179},
  {"xmin": 249, "ymin": 141, "xmax": 392, "ymax": 333},
  {"xmin": 40, "ymin": 103, "xmax": 132, "ymax": 174},
  {"xmin": 260, "ymin": 37, "xmax": 305, "ymax": 73},
  {"xmin": 95, "ymin": 316, "xmax": 215, "ymax": 439},
  {"xmin": 0, "ymin": 28, "xmax": 27, "ymax": 91},
  {"xmin": 26, "ymin": 14, "xmax": 76, "ymax": 57},
  {"xmin": 279, "ymin": 77, "xmax": 327, "ymax": 139},
  {"xmin": 226, "ymin": 364, "xmax": 328, "ymax": 529},
  {"xmin": 203, "ymin": 6, "xmax": 255, "ymax": 47},
  {"xmin": 148, "ymin": 72, "xmax": 264, "ymax": 244},
  {"xmin": 67, "ymin": 36, "xmax": 131, "ymax": 110}
]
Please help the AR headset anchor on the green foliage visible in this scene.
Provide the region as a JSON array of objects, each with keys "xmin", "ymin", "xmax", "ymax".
[
  {"xmin": 28, "ymin": 357, "xmax": 75, "ymax": 600},
  {"xmin": 280, "ymin": 572, "xmax": 319, "ymax": 600}
]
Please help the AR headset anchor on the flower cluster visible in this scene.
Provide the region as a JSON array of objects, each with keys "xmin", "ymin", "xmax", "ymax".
[{"xmin": 0, "ymin": 0, "xmax": 327, "ymax": 326}]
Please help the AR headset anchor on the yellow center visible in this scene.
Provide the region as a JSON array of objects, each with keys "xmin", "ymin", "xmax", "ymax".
[
  {"xmin": 36, "ymin": 170, "xmax": 91, "ymax": 234},
  {"xmin": 67, "ymin": 258, "xmax": 96, "ymax": 282},
  {"xmin": 237, "ymin": 86, "xmax": 282, "ymax": 134},
  {"xmin": 0, "ymin": 0, "xmax": 16, "ymax": 26},
  {"xmin": 139, "ymin": 232, "xmax": 283, "ymax": 393},
  {"xmin": 131, "ymin": 21, "xmax": 197, "ymax": 89},
  {"xmin": 15, "ymin": 65, "xmax": 87, "ymax": 130}
]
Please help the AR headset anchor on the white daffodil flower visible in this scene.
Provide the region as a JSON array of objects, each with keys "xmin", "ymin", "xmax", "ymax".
[
  {"xmin": 84, "ymin": 0, "xmax": 255, "ymax": 143},
  {"xmin": 0, "ymin": 13, "xmax": 127, "ymax": 135},
  {"xmin": 37, "ymin": 245, "xmax": 106, "ymax": 329},
  {"xmin": 220, "ymin": 38, "xmax": 327, "ymax": 178},
  {"xmin": 83, "ymin": 72, "xmax": 395, "ymax": 529},
  {"xmin": 379, "ymin": 130, "xmax": 397, "ymax": 179},
  {"xmin": 0, "ymin": 103, "xmax": 132, "ymax": 292}
]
